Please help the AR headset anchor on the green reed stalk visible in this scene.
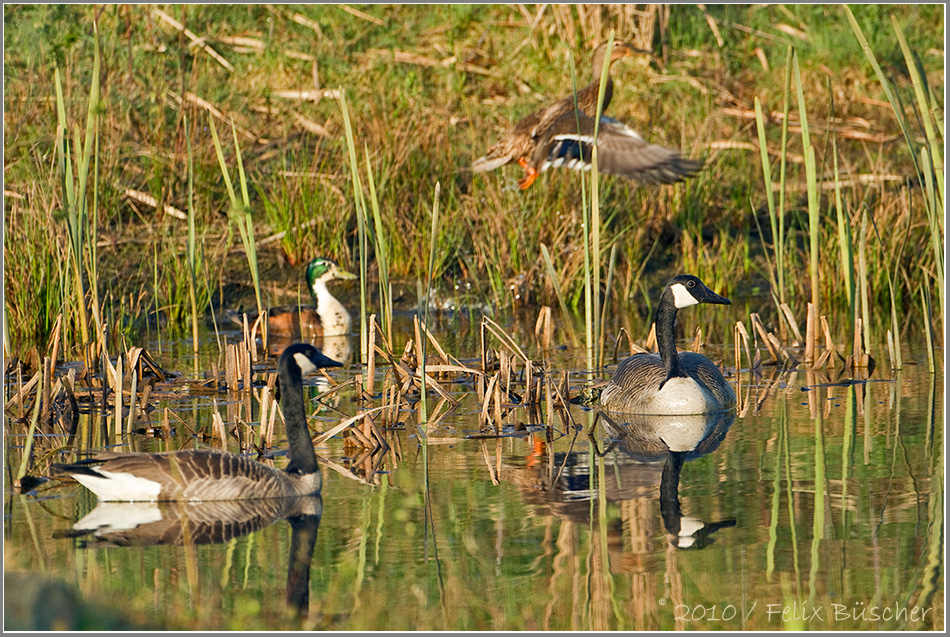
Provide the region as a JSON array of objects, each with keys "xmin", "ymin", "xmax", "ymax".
[
  {"xmin": 920, "ymin": 284, "xmax": 935, "ymax": 374},
  {"xmin": 364, "ymin": 145, "xmax": 392, "ymax": 344},
  {"xmin": 754, "ymin": 96, "xmax": 781, "ymax": 299},
  {"xmin": 793, "ymin": 52, "xmax": 820, "ymax": 314},
  {"xmin": 185, "ymin": 117, "xmax": 200, "ymax": 357},
  {"xmin": 54, "ymin": 37, "xmax": 102, "ymax": 351},
  {"xmin": 420, "ymin": 181, "xmax": 441, "ymax": 429},
  {"xmin": 209, "ymin": 116, "xmax": 262, "ymax": 320},
  {"xmin": 831, "ymin": 112, "xmax": 856, "ymax": 334},
  {"xmin": 152, "ymin": 243, "xmax": 162, "ymax": 355},
  {"xmin": 867, "ymin": 193, "xmax": 908, "ymax": 370},
  {"xmin": 567, "ymin": 52, "xmax": 594, "ymax": 373},
  {"xmin": 920, "ymin": 147, "xmax": 944, "ymax": 325},
  {"xmin": 846, "ymin": 7, "xmax": 944, "ymax": 320},
  {"xmin": 588, "ymin": 35, "xmax": 615, "ymax": 371},
  {"xmin": 857, "ymin": 209, "xmax": 872, "ymax": 357},
  {"xmin": 892, "ymin": 16, "xmax": 944, "ymax": 208},
  {"xmin": 539, "ymin": 244, "xmax": 580, "ymax": 348},
  {"xmin": 337, "ymin": 91, "xmax": 369, "ymax": 363},
  {"xmin": 597, "ymin": 244, "xmax": 618, "ymax": 368},
  {"xmin": 776, "ymin": 46, "xmax": 793, "ymax": 306}
]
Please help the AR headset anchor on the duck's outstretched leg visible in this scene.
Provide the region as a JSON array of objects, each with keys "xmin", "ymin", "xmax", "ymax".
[{"xmin": 517, "ymin": 158, "xmax": 539, "ymax": 190}]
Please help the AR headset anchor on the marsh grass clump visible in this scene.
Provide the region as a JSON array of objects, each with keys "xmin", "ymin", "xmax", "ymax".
[{"xmin": 2, "ymin": 4, "xmax": 943, "ymax": 368}]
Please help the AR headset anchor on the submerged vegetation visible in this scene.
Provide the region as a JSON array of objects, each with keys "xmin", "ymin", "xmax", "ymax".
[{"xmin": 2, "ymin": 4, "xmax": 945, "ymax": 363}]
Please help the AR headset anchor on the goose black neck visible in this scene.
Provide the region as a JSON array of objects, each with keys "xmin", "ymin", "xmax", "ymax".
[
  {"xmin": 660, "ymin": 451, "xmax": 687, "ymax": 536},
  {"xmin": 655, "ymin": 295, "xmax": 686, "ymax": 381},
  {"xmin": 280, "ymin": 362, "xmax": 319, "ymax": 475}
]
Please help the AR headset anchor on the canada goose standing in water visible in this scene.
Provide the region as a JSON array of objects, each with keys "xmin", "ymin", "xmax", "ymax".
[
  {"xmin": 51, "ymin": 343, "xmax": 340, "ymax": 501},
  {"xmin": 600, "ymin": 275, "xmax": 735, "ymax": 415}
]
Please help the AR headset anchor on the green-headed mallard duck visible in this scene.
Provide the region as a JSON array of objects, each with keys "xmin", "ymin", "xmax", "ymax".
[
  {"xmin": 472, "ymin": 41, "xmax": 703, "ymax": 190},
  {"xmin": 51, "ymin": 343, "xmax": 340, "ymax": 500},
  {"xmin": 229, "ymin": 257, "xmax": 357, "ymax": 339},
  {"xmin": 600, "ymin": 275, "xmax": 735, "ymax": 415}
]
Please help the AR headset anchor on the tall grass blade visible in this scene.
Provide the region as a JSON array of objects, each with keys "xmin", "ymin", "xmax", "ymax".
[
  {"xmin": 539, "ymin": 244, "xmax": 580, "ymax": 348},
  {"xmin": 892, "ymin": 15, "xmax": 944, "ymax": 208},
  {"xmin": 364, "ymin": 146, "xmax": 392, "ymax": 344},
  {"xmin": 337, "ymin": 91, "xmax": 369, "ymax": 363},
  {"xmin": 185, "ymin": 116, "xmax": 200, "ymax": 358},
  {"xmin": 845, "ymin": 5, "xmax": 944, "ymax": 324},
  {"xmin": 754, "ymin": 96, "xmax": 780, "ymax": 298},
  {"xmin": 830, "ymin": 98, "xmax": 855, "ymax": 334},
  {"xmin": 776, "ymin": 46, "xmax": 793, "ymax": 307},
  {"xmin": 209, "ymin": 116, "xmax": 262, "ymax": 319},
  {"xmin": 54, "ymin": 32, "xmax": 103, "ymax": 351},
  {"xmin": 920, "ymin": 284, "xmax": 936, "ymax": 374},
  {"xmin": 588, "ymin": 34, "xmax": 615, "ymax": 371},
  {"xmin": 421, "ymin": 181, "xmax": 441, "ymax": 429},
  {"xmin": 793, "ymin": 52, "xmax": 820, "ymax": 315}
]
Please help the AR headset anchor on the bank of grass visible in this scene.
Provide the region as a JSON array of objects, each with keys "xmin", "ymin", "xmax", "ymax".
[{"xmin": 2, "ymin": 4, "xmax": 944, "ymax": 361}]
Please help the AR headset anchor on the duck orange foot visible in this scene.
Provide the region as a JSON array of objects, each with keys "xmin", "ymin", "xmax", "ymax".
[{"xmin": 518, "ymin": 167, "xmax": 539, "ymax": 190}]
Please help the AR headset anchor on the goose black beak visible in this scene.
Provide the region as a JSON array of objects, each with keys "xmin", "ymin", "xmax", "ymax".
[{"xmin": 702, "ymin": 287, "xmax": 731, "ymax": 306}]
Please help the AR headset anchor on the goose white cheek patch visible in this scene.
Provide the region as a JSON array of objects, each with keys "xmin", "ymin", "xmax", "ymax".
[
  {"xmin": 294, "ymin": 353, "xmax": 318, "ymax": 375},
  {"xmin": 670, "ymin": 283, "xmax": 699, "ymax": 308}
]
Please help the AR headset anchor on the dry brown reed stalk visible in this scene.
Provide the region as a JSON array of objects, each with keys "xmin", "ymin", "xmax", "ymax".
[
  {"xmin": 749, "ymin": 313, "xmax": 797, "ymax": 368},
  {"xmin": 847, "ymin": 318, "xmax": 870, "ymax": 371},
  {"xmin": 534, "ymin": 306, "xmax": 554, "ymax": 351},
  {"xmin": 804, "ymin": 302, "xmax": 818, "ymax": 366},
  {"xmin": 312, "ymin": 406, "xmax": 388, "ymax": 448},
  {"xmin": 366, "ymin": 314, "xmax": 377, "ymax": 402},
  {"xmin": 813, "ymin": 316, "xmax": 843, "ymax": 370},
  {"xmin": 778, "ymin": 302, "xmax": 805, "ymax": 345},
  {"xmin": 211, "ymin": 398, "xmax": 228, "ymax": 448},
  {"xmin": 643, "ymin": 322, "xmax": 657, "ymax": 352}
]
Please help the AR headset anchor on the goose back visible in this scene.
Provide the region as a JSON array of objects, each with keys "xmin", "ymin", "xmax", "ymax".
[
  {"xmin": 600, "ymin": 351, "xmax": 735, "ymax": 415},
  {"xmin": 54, "ymin": 449, "xmax": 321, "ymax": 502}
]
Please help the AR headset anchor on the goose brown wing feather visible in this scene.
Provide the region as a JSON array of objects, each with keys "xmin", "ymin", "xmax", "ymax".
[{"xmin": 54, "ymin": 450, "xmax": 312, "ymax": 501}]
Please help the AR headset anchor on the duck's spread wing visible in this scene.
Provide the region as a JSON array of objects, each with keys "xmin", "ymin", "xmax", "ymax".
[{"xmin": 534, "ymin": 113, "xmax": 704, "ymax": 185}]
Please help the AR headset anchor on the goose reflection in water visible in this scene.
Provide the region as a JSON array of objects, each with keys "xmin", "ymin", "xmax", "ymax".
[
  {"xmin": 519, "ymin": 409, "xmax": 736, "ymax": 551},
  {"xmin": 56, "ymin": 495, "xmax": 322, "ymax": 617}
]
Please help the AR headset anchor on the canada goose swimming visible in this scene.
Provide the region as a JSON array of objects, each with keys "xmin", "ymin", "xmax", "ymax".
[
  {"xmin": 471, "ymin": 41, "xmax": 649, "ymax": 189},
  {"xmin": 600, "ymin": 274, "xmax": 735, "ymax": 415},
  {"xmin": 229, "ymin": 257, "xmax": 356, "ymax": 339},
  {"xmin": 51, "ymin": 343, "xmax": 340, "ymax": 501}
]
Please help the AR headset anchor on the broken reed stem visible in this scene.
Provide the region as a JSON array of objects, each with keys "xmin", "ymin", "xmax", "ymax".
[
  {"xmin": 367, "ymin": 313, "xmax": 377, "ymax": 402},
  {"xmin": 805, "ymin": 302, "xmax": 817, "ymax": 366}
]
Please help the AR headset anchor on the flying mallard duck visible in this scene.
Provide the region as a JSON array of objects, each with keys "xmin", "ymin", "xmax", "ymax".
[{"xmin": 472, "ymin": 41, "xmax": 703, "ymax": 189}]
